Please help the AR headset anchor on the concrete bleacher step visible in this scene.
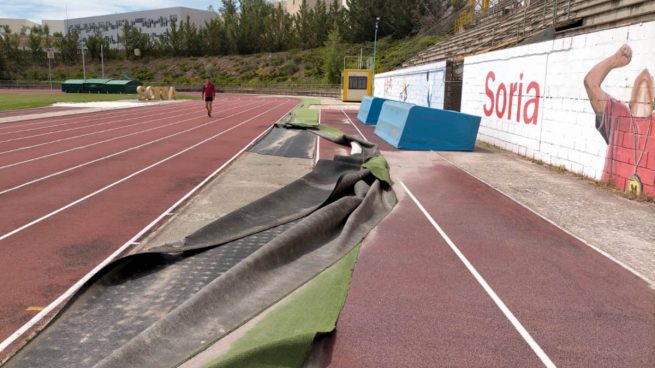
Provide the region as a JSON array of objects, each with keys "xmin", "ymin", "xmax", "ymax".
[{"xmin": 404, "ymin": 0, "xmax": 653, "ymax": 67}]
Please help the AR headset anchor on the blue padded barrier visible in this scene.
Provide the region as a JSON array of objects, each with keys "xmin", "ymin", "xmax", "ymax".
[
  {"xmin": 374, "ymin": 101, "xmax": 481, "ymax": 151},
  {"xmin": 357, "ymin": 96, "xmax": 387, "ymax": 125}
]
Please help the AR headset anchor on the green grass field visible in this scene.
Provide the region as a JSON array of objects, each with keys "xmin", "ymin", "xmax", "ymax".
[{"xmin": 0, "ymin": 93, "xmax": 195, "ymax": 111}]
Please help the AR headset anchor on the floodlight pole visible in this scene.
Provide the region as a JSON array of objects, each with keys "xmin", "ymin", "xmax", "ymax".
[
  {"xmin": 372, "ymin": 17, "xmax": 380, "ymax": 95},
  {"xmin": 101, "ymin": 43, "xmax": 105, "ymax": 78},
  {"xmin": 48, "ymin": 53, "xmax": 53, "ymax": 90},
  {"xmin": 81, "ymin": 46, "xmax": 86, "ymax": 80}
]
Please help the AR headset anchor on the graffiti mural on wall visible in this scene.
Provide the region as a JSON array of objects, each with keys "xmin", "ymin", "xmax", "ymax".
[
  {"xmin": 482, "ymin": 71, "xmax": 541, "ymax": 125},
  {"xmin": 460, "ymin": 21, "xmax": 655, "ymax": 198},
  {"xmin": 384, "ymin": 78, "xmax": 393, "ymax": 96},
  {"xmin": 399, "ymin": 81, "xmax": 410, "ymax": 102},
  {"xmin": 584, "ymin": 44, "xmax": 655, "ymax": 196},
  {"xmin": 373, "ymin": 61, "xmax": 446, "ymax": 109}
]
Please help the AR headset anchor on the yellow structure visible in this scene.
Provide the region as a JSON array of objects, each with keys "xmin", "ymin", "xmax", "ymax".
[
  {"xmin": 136, "ymin": 85, "xmax": 177, "ymax": 101},
  {"xmin": 455, "ymin": 0, "xmax": 491, "ymax": 33},
  {"xmin": 341, "ymin": 69, "xmax": 372, "ymax": 102}
]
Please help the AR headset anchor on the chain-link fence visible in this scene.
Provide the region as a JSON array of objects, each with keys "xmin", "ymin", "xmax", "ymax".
[{"xmin": 0, "ymin": 80, "xmax": 341, "ymax": 98}]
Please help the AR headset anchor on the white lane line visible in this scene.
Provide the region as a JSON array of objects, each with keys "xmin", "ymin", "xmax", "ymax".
[
  {"xmin": 0, "ymin": 101, "xmax": 274, "ymax": 195},
  {"xmin": 0, "ymin": 107, "xmax": 149, "ymax": 132},
  {"xmin": 400, "ymin": 181, "xmax": 557, "ymax": 368},
  {"xmin": 437, "ymin": 155, "xmax": 654, "ymax": 287},
  {"xmin": 340, "ymin": 108, "xmax": 368, "ymax": 141},
  {"xmin": 0, "ymin": 102, "xmax": 293, "ymax": 355},
  {"xmin": 0, "ymin": 105, "xmax": 196, "ymax": 145},
  {"xmin": 0, "ymin": 105, "xmax": 206, "ymax": 156},
  {"xmin": 315, "ymin": 107, "xmax": 321, "ymax": 165},
  {"xmin": 0, "ymin": 101, "xmax": 259, "ymax": 169},
  {"xmin": 0, "ymin": 102, "xmax": 283, "ymax": 243},
  {"xmin": 0, "ymin": 103, "xmax": 184, "ymax": 136}
]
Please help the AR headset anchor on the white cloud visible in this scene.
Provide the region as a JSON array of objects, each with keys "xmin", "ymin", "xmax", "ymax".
[{"xmin": 0, "ymin": 1, "xmax": 215, "ymax": 22}]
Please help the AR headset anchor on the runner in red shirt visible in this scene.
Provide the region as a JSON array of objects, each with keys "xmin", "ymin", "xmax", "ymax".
[
  {"xmin": 201, "ymin": 78, "xmax": 216, "ymax": 117},
  {"xmin": 584, "ymin": 44, "xmax": 654, "ymax": 197}
]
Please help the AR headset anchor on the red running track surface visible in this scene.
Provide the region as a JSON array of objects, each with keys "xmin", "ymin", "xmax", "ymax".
[
  {"xmin": 0, "ymin": 106, "xmax": 83, "ymax": 119},
  {"xmin": 319, "ymin": 109, "xmax": 397, "ymax": 161},
  {"xmin": 327, "ymin": 152, "xmax": 655, "ymax": 367},
  {"xmin": 0, "ymin": 95, "xmax": 297, "ymax": 354}
]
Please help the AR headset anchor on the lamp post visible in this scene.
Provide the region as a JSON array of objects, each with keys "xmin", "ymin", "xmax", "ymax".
[
  {"xmin": 80, "ymin": 45, "xmax": 87, "ymax": 80},
  {"xmin": 46, "ymin": 48, "xmax": 54, "ymax": 90},
  {"xmin": 101, "ymin": 43, "xmax": 105, "ymax": 78},
  {"xmin": 372, "ymin": 17, "xmax": 380, "ymax": 95}
]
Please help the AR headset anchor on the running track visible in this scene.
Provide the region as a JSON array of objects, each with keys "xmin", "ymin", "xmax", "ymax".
[
  {"xmin": 319, "ymin": 109, "xmax": 654, "ymax": 367},
  {"xmin": 0, "ymin": 95, "xmax": 297, "ymax": 356}
]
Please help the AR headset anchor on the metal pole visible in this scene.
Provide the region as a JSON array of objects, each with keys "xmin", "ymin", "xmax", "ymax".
[
  {"xmin": 81, "ymin": 47, "xmax": 86, "ymax": 80},
  {"xmin": 552, "ymin": 0, "xmax": 558, "ymax": 26},
  {"xmin": 372, "ymin": 17, "xmax": 379, "ymax": 95},
  {"xmin": 101, "ymin": 43, "xmax": 105, "ymax": 78},
  {"xmin": 48, "ymin": 57, "xmax": 52, "ymax": 90},
  {"xmin": 359, "ymin": 48, "xmax": 362, "ymax": 69}
]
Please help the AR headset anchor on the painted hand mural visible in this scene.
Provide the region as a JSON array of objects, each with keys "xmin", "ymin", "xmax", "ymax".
[{"xmin": 584, "ymin": 44, "xmax": 655, "ymax": 197}]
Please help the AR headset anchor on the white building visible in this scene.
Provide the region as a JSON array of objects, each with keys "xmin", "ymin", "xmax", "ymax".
[
  {"xmin": 42, "ymin": 20, "xmax": 65, "ymax": 35},
  {"xmin": 0, "ymin": 18, "xmax": 39, "ymax": 34},
  {"xmin": 285, "ymin": 0, "xmax": 348, "ymax": 15},
  {"xmin": 0, "ymin": 18, "xmax": 65, "ymax": 35},
  {"xmin": 64, "ymin": 7, "xmax": 217, "ymax": 49}
]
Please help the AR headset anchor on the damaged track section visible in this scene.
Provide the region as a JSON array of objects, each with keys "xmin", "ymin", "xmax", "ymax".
[{"xmin": 4, "ymin": 126, "xmax": 396, "ymax": 368}]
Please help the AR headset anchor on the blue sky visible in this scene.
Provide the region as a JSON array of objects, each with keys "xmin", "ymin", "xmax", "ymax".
[{"xmin": 1, "ymin": 1, "xmax": 220, "ymax": 23}]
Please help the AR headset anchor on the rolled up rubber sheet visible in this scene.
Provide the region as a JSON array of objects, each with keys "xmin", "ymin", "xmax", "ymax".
[{"xmin": 4, "ymin": 123, "xmax": 397, "ymax": 368}]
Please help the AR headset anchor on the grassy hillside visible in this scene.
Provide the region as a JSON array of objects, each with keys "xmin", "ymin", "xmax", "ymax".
[{"xmin": 10, "ymin": 35, "xmax": 439, "ymax": 87}]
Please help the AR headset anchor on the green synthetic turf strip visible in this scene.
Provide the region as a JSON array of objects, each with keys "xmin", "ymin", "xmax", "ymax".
[
  {"xmin": 300, "ymin": 98, "xmax": 320, "ymax": 108},
  {"xmin": 0, "ymin": 93, "xmax": 195, "ymax": 111},
  {"xmin": 317, "ymin": 124, "xmax": 343, "ymax": 138},
  {"xmin": 207, "ymin": 244, "xmax": 361, "ymax": 368},
  {"xmin": 362, "ymin": 155, "xmax": 393, "ymax": 186},
  {"xmin": 292, "ymin": 108, "xmax": 319, "ymax": 126}
]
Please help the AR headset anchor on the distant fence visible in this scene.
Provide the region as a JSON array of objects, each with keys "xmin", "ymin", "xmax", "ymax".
[
  {"xmin": 0, "ymin": 80, "xmax": 341, "ymax": 98},
  {"xmin": 177, "ymin": 84, "xmax": 341, "ymax": 98},
  {"xmin": 0, "ymin": 80, "xmax": 62, "ymax": 90}
]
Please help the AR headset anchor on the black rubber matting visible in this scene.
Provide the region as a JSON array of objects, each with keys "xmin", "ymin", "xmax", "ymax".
[
  {"xmin": 8, "ymin": 221, "xmax": 296, "ymax": 368},
  {"xmin": 249, "ymin": 127, "xmax": 316, "ymax": 158}
]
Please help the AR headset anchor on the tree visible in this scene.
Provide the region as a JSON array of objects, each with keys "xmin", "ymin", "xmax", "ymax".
[
  {"xmin": 120, "ymin": 22, "xmax": 150, "ymax": 58},
  {"xmin": 55, "ymin": 30, "xmax": 80, "ymax": 64},
  {"xmin": 328, "ymin": 0, "xmax": 346, "ymax": 34},
  {"xmin": 312, "ymin": 0, "xmax": 330, "ymax": 47},
  {"xmin": 85, "ymin": 31, "xmax": 109, "ymax": 60},
  {"xmin": 204, "ymin": 17, "xmax": 225, "ymax": 55},
  {"xmin": 220, "ymin": 0, "xmax": 239, "ymax": 54},
  {"xmin": 322, "ymin": 26, "xmax": 343, "ymax": 84},
  {"xmin": 345, "ymin": 0, "xmax": 386, "ymax": 42},
  {"xmin": 180, "ymin": 16, "xmax": 203, "ymax": 56},
  {"xmin": 237, "ymin": 0, "xmax": 270, "ymax": 54},
  {"xmin": 28, "ymin": 26, "xmax": 44, "ymax": 62},
  {"xmin": 295, "ymin": 0, "xmax": 314, "ymax": 49},
  {"xmin": 383, "ymin": 0, "xmax": 424, "ymax": 38},
  {"xmin": 159, "ymin": 20, "xmax": 182, "ymax": 56},
  {"xmin": 263, "ymin": 4, "xmax": 295, "ymax": 52}
]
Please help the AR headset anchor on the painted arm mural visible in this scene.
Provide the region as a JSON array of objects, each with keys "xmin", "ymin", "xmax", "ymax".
[
  {"xmin": 583, "ymin": 43, "xmax": 654, "ymax": 196},
  {"xmin": 583, "ymin": 44, "xmax": 632, "ymax": 116}
]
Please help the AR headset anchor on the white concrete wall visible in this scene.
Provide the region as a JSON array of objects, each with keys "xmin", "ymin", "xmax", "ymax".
[
  {"xmin": 461, "ymin": 21, "xmax": 655, "ymax": 181},
  {"xmin": 373, "ymin": 61, "xmax": 446, "ymax": 109}
]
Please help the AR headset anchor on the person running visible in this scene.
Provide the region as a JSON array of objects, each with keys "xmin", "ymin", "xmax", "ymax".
[{"xmin": 201, "ymin": 78, "xmax": 216, "ymax": 117}]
